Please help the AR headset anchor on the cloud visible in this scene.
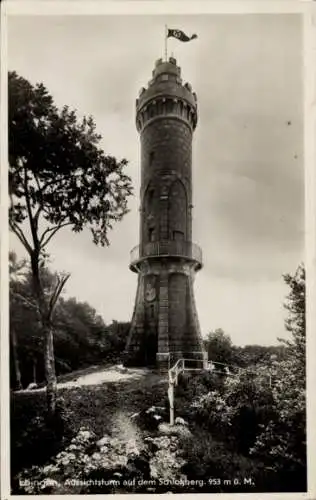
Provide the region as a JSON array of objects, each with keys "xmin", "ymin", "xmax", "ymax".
[{"xmin": 8, "ymin": 13, "xmax": 304, "ymax": 344}]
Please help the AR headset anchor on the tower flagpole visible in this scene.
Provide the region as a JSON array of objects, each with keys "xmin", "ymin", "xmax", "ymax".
[{"xmin": 164, "ymin": 24, "xmax": 168, "ymax": 61}]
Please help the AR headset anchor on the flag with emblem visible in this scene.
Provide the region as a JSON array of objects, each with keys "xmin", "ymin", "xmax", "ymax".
[{"xmin": 167, "ymin": 29, "xmax": 197, "ymax": 42}]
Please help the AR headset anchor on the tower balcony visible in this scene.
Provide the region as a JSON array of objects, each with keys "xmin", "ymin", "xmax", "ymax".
[{"xmin": 130, "ymin": 240, "xmax": 203, "ymax": 272}]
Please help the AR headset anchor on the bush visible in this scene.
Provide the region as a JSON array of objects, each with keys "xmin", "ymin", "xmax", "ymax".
[
  {"xmin": 181, "ymin": 431, "xmax": 279, "ymax": 493},
  {"xmin": 177, "ymin": 360, "xmax": 306, "ymax": 492},
  {"xmin": 15, "ymin": 420, "xmax": 188, "ymax": 494},
  {"xmin": 173, "ymin": 372, "xmax": 225, "ymax": 424},
  {"xmin": 186, "ymin": 370, "xmax": 276, "ymax": 454},
  {"xmin": 249, "ymin": 358, "xmax": 306, "ymax": 491},
  {"xmin": 11, "ymin": 394, "xmax": 75, "ymax": 489},
  {"xmin": 224, "ymin": 373, "xmax": 275, "ymax": 454}
]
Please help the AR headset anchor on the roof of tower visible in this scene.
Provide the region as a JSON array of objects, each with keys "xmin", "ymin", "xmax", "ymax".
[
  {"xmin": 136, "ymin": 57, "xmax": 197, "ymax": 111},
  {"xmin": 152, "ymin": 57, "xmax": 182, "ymax": 81}
]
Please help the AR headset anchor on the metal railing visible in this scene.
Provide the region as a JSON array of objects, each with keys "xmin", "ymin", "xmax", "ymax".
[
  {"xmin": 130, "ymin": 240, "xmax": 203, "ymax": 270},
  {"xmin": 167, "ymin": 357, "xmax": 273, "ymax": 425}
]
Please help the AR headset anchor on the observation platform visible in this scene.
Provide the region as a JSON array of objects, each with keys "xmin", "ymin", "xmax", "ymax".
[{"xmin": 130, "ymin": 240, "xmax": 203, "ymax": 272}]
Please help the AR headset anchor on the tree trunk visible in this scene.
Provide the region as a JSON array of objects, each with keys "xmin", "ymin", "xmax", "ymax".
[
  {"xmin": 43, "ymin": 322, "xmax": 57, "ymax": 414},
  {"xmin": 31, "ymin": 252, "xmax": 57, "ymax": 415},
  {"xmin": 11, "ymin": 327, "xmax": 22, "ymax": 390}
]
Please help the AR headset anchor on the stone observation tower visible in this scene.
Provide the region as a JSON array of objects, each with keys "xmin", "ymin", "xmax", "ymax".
[{"xmin": 124, "ymin": 57, "xmax": 206, "ymax": 369}]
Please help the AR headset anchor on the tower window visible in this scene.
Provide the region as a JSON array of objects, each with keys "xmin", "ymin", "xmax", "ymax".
[
  {"xmin": 173, "ymin": 230, "xmax": 184, "ymax": 241},
  {"xmin": 149, "ymin": 227, "xmax": 155, "ymax": 242},
  {"xmin": 149, "ymin": 304, "xmax": 155, "ymax": 318},
  {"xmin": 149, "ymin": 151, "xmax": 155, "ymax": 165},
  {"xmin": 148, "ymin": 188, "xmax": 154, "ymax": 204}
]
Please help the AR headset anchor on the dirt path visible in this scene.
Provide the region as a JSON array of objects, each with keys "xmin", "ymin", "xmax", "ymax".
[{"xmin": 16, "ymin": 366, "xmax": 152, "ymax": 393}]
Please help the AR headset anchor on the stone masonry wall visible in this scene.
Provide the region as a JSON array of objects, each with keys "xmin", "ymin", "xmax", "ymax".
[
  {"xmin": 140, "ymin": 118, "xmax": 192, "ymax": 194},
  {"xmin": 168, "ymin": 273, "xmax": 187, "ymax": 357},
  {"xmin": 140, "ymin": 118, "xmax": 192, "ymax": 249},
  {"xmin": 125, "ymin": 59, "xmax": 205, "ymax": 368}
]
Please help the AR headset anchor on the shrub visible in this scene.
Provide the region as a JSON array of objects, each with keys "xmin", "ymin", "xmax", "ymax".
[
  {"xmin": 15, "ymin": 420, "xmax": 188, "ymax": 495},
  {"xmin": 187, "ymin": 370, "xmax": 275, "ymax": 454},
  {"xmin": 249, "ymin": 358, "xmax": 306, "ymax": 491},
  {"xmin": 224, "ymin": 373, "xmax": 275, "ymax": 454},
  {"xmin": 181, "ymin": 431, "xmax": 279, "ymax": 493},
  {"xmin": 11, "ymin": 395, "xmax": 75, "ymax": 492},
  {"xmin": 173, "ymin": 372, "xmax": 225, "ymax": 424}
]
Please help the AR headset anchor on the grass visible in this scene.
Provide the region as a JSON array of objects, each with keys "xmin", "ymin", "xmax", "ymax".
[
  {"xmin": 11, "ymin": 369, "xmax": 169, "ymax": 477},
  {"xmin": 59, "ymin": 372, "xmax": 168, "ymax": 437},
  {"xmin": 10, "ymin": 367, "xmax": 307, "ymax": 494}
]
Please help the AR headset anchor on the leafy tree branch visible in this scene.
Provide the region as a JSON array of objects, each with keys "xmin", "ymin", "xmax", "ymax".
[{"xmin": 9, "ymin": 71, "xmax": 133, "ymax": 414}]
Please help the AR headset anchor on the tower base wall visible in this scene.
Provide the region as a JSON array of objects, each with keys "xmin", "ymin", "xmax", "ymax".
[{"xmin": 124, "ymin": 257, "xmax": 206, "ymax": 369}]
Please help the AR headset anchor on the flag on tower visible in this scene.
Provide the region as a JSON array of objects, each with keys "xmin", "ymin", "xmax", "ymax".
[{"xmin": 167, "ymin": 29, "xmax": 197, "ymax": 42}]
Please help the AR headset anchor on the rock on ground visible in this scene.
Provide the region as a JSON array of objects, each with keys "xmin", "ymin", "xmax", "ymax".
[{"xmin": 158, "ymin": 423, "xmax": 192, "ymax": 438}]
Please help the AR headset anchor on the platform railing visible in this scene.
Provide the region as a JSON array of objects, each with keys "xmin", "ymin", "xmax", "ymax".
[{"xmin": 130, "ymin": 240, "xmax": 203, "ymax": 270}]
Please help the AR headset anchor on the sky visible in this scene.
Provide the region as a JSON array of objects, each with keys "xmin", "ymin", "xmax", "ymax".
[{"xmin": 7, "ymin": 12, "xmax": 304, "ymax": 346}]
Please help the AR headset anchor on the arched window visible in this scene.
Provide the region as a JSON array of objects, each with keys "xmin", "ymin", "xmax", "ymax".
[
  {"xmin": 168, "ymin": 180, "xmax": 187, "ymax": 241},
  {"xmin": 149, "ymin": 104, "xmax": 154, "ymax": 119},
  {"xmin": 142, "ymin": 185, "xmax": 156, "ymax": 245},
  {"xmin": 157, "ymin": 100, "xmax": 163, "ymax": 115},
  {"xmin": 179, "ymin": 101, "xmax": 184, "ymax": 118},
  {"xmin": 149, "ymin": 151, "xmax": 155, "ymax": 166},
  {"xmin": 166, "ymin": 99, "xmax": 173, "ymax": 113}
]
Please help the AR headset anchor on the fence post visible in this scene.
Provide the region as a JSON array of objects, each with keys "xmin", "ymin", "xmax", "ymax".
[{"xmin": 168, "ymin": 381, "xmax": 175, "ymax": 425}]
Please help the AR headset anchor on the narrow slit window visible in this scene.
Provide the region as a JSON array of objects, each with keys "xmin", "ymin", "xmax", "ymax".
[
  {"xmin": 173, "ymin": 230, "xmax": 184, "ymax": 241},
  {"xmin": 150, "ymin": 304, "xmax": 155, "ymax": 318},
  {"xmin": 149, "ymin": 151, "xmax": 155, "ymax": 165},
  {"xmin": 148, "ymin": 188, "xmax": 154, "ymax": 205}
]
